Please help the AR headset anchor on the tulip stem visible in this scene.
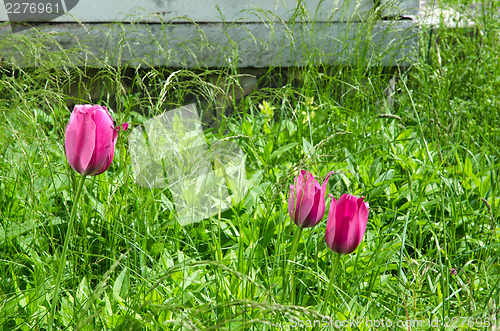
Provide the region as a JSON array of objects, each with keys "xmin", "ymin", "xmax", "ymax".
[
  {"xmin": 321, "ymin": 252, "xmax": 341, "ymax": 314},
  {"xmin": 283, "ymin": 226, "xmax": 303, "ymax": 305},
  {"xmin": 48, "ymin": 174, "xmax": 86, "ymax": 331}
]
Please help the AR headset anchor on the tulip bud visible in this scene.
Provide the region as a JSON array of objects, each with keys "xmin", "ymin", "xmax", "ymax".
[
  {"xmin": 325, "ymin": 194, "xmax": 369, "ymax": 254},
  {"xmin": 288, "ymin": 170, "xmax": 332, "ymax": 227},
  {"xmin": 65, "ymin": 104, "xmax": 128, "ymax": 176}
]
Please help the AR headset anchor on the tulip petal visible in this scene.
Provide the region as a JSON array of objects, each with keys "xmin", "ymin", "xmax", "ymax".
[
  {"xmin": 304, "ymin": 173, "xmax": 331, "ymax": 226},
  {"xmin": 288, "ymin": 170, "xmax": 333, "ymax": 227},
  {"xmin": 65, "ymin": 108, "xmax": 95, "ymax": 175},
  {"xmin": 289, "ymin": 172, "xmax": 305, "ymax": 223},
  {"xmin": 302, "ymin": 182, "xmax": 321, "ymax": 226},
  {"xmin": 336, "ymin": 194, "xmax": 358, "ymax": 221},
  {"xmin": 325, "ymin": 194, "xmax": 369, "ymax": 254},
  {"xmin": 334, "ymin": 195, "xmax": 359, "ymax": 254},
  {"xmin": 348, "ymin": 196, "xmax": 369, "ymax": 253},
  {"xmin": 85, "ymin": 106, "xmax": 117, "ymax": 175},
  {"xmin": 290, "ymin": 170, "xmax": 306, "ymax": 223},
  {"xmin": 296, "ymin": 172, "xmax": 317, "ymax": 225},
  {"xmin": 325, "ymin": 194, "xmax": 337, "ymax": 247},
  {"xmin": 64, "ymin": 104, "xmax": 125, "ymax": 176}
]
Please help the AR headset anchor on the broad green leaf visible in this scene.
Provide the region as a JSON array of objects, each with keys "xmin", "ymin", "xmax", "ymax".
[
  {"xmin": 464, "ymin": 156, "xmax": 473, "ymax": 178},
  {"xmin": 302, "ymin": 137, "xmax": 313, "ymax": 155},
  {"xmin": 269, "ymin": 142, "xmax": 298, "ymax": 162},
  {"xmin": 0, "ymin": 217, "xmax": 64, "ymax": 246},
  {"xmin": 113, "ymin": 268, "xmax": 130, "ymax": 302},
  {"xmin": 241, "ymin": 121, "xmax": 253, "ymax": 137},
  {"xmin": 369, "ymin": 158, "xmax": 383, "ymax": 180},
  {"xmin": 264, "ymin": 140, "xmax": 274, "ymax": 159}
]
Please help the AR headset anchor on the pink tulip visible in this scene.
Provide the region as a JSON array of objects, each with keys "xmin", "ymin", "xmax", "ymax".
[
  {"xmin": 325, "ymin": 194, "xmax": 369, "ymax": 254},
  {"xmin": 65, "ymin": 104, "xmax": 128, "ymax": 176},
  {"xmin": 288, "ymin": 170, "xmax": 332, "ymax": 227}
]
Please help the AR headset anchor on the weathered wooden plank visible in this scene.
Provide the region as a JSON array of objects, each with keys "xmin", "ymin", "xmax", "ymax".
[
  {"xmin": 0, "ymin": 20, "xmax": 418, "ymax": 67},
  {"xmin": 0, "ymin": 0, "xmax": 375, "ymax": 23},
  {"xmin": 380, "ymin": 0, "xmax": 419, "ymax": 18}
]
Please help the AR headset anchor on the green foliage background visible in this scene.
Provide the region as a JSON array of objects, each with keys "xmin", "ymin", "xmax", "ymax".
[{"xmin": 0, "ymin": 1, "xmax": 499, "ymax": 329}]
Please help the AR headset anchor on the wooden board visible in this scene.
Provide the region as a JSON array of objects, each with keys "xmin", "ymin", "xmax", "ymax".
[
  {"xmin": 380, "ymin": 0, "xmax": 419, "ymax": 18},
  {"xmin": 0, "ymin": 20, "xmax": 418, "ymax": 67},
  {"xmin": 0, "ymin": 0, "xmax": 419, "ymax": 68},
  {"xmin": 0, "ymin": 0, "xmax": 375, "ymax": 23}
]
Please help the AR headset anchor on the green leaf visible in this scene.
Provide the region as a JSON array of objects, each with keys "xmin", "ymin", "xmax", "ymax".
[
  {"xmin": 259, "ymin": 100, "xmax": 275, "ymax": 118},
  {"xmin": 269, "ymin": 142, "xmax": 298, "ymax": 162},
  {"xmin": 242, "ymin": 121, "xmax": 253, "ymax": 137},
  {"xmin": 455, "ymin": 152, "xmax": 463, "ymax": 174},
  {"xmin": 0, "ymin": 217, "xmax": 65, "ymax": 246},
  {"xmin": 264, "ymin": 140, "xmax": 274, "ymax": 159},
  {"xmin": 369, "ymin": 158, "xmax": 383, "ymax": 180},
  {"xmin": 464, "ymin": 156, "xmax": 473, "ymax": 178},
  {"xmin": 374, "ymin": 169, "xmax": 395, "ymax": 186},
  {"xmin": 261, "ymin": 214, "xmax": 277, "ymax": 248},
  {"xmin": 302, "ymin": 137, "xmax": 313, "ymax": 156},
  {"xmin": 77, "ymin": 277, "xmax": 90, "ymax": 303},
  {"xmin": 358, "ymin": 164, "xmax": 370, "ymax": 186},
  {"xmin": 396, "ymin": 128, "xmax": 414, "ymax": 141},
  {"xmin": 113, "ymin": 267, "xmax": 130, "ymax": 302}
]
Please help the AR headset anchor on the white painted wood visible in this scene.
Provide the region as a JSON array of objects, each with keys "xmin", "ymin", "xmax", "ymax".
[
  {"xmin": 0, "ymin": 0, "xmax": 419, "ymax": 67},
  {"xmin": 0, "ymin": 20, "xmax": 418, "ymax": 67},
  {"xmin": 0, "ymin": 0, "xmax": 375, "ymax": 23},
  {"xmin": 380, "ymin": 0, "xmax": 419, "ymax": 18}
]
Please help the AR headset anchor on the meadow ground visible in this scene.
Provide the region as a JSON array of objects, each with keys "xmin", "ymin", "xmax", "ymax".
[{"xmin": 0, "ymin": 1, "xmax": 499, "ymax": 329}]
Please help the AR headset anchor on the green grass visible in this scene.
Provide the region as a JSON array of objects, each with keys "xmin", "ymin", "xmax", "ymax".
[{"xmin": 0, "ymin": 2, "xmax": 499, "ymax": 330}]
